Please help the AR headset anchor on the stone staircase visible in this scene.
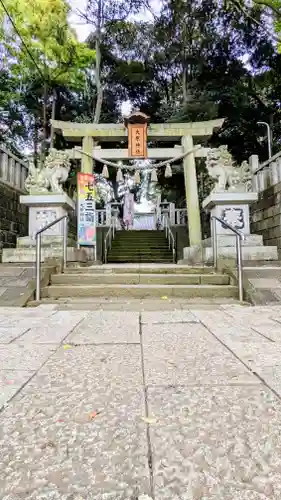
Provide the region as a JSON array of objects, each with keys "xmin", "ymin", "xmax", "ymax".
[
  {"xmin": 107, "ymin": 230, "xmax": 173, "ymax": 263},
  {"xmin": 40, "ymin": 264, "xmax": 238, "ymax": 301}
]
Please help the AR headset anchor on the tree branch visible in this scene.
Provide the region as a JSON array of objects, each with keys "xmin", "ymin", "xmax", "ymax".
[{"xmin": 229, "ymin": 0, "xmax": 280, "ymax": 43}]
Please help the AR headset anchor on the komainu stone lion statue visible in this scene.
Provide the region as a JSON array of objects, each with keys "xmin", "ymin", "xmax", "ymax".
[
  {"xmin": 206, "ymin": 145, "xmax": 252, "ymax": 193},
  {"xmin": 25, "ymin": 149, "xmax": 70, "ymax": 194}
]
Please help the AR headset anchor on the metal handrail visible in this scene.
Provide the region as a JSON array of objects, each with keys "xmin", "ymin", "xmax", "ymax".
[
  {"xmin": 162, "ymin": 214, "xmax": 176, "ymax": 263},
  {"xmin": 211, "ymin": 215, "xmax": 244, "ymax": 302},
  {"xmin": 35, "ymin": 215, "xmax": 68, "ymax": 301},
  {"xmin": 104, "ymin": 215, "xmax": 117, "ymax": 263}
]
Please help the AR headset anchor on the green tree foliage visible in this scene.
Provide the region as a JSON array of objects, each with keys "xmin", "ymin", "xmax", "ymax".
[
  {"xmin": 0, "ymin": 0, "xmax": 95, "ymax": 156},
  {"xmin": 225, "ymin": 0, "xmax": 281, "ymax": 49},
  {"xmin": 86, "ymin": 0, "xmax": 281, "ymax": 203},
  {"xmin": 1, "ymin": 0, "xmax": 281, "ymax": 206}
]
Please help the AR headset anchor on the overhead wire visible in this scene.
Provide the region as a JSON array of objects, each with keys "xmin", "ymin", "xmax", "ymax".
[{"xmin": 0, "ymin": 0, "xmax": 47, "ymax": 81}]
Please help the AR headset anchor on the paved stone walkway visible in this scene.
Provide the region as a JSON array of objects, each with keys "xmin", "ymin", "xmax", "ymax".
[{"xmin": 1, "ymin": 304, "xmax": 281, "ymax": 499}]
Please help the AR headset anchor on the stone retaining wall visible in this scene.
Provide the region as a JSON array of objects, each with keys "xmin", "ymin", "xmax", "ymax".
[
  {"xmin": 0, "ymin": 181, "xmax": 28, "ymax": 252},
  {"xmin": 251, "ymin": 182, "xmax": 281, "ymax": 251},
  {"xmin": 0, "ymin": 146, "xmax": 29, "ymax": 253}
]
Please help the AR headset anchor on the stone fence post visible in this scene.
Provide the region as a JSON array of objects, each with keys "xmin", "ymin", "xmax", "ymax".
[
  {"xmin": 169, "ymin": 203, "xmax": 175, "ymax": 225},
  {"xmin": 249, "ymin": 155, "xmax": 259, "ymax": 192},
  {"xmin": 106, "ymin": 203, "xmax": 112, "ymax": 225},
  {"xmin": 250, "ymin": 152, "xmax": 281, "ymax": 192},
  {"xmin": 0, "ymin": 146, "xmax": 28, "ymax": 191}
]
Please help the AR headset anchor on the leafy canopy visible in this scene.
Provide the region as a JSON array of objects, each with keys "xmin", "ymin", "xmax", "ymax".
[{"xmin": 0, "ymin": 0, "xmax": 95, "ymax": 89}]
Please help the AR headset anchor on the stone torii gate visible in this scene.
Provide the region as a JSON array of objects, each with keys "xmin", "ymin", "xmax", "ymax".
[{"xmin": 51, "ymin": 118, "xmax": 224, "ymax": 247}]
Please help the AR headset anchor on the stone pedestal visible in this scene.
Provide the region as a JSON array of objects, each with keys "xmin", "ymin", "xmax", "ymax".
[
  {"xmin": 20, "ymin": 193, "xmax": 75, "ymax": 240},
  {"xmin": 203, "ymin": 192, "xmax": 258, "ymax": 238},
  {"xmin": 182, "ymin": 191, "xmax": 279, "ymax": 264},
  {"xmin": 2, "ymin": 194, "xmax": 88, "ymax": 263}
]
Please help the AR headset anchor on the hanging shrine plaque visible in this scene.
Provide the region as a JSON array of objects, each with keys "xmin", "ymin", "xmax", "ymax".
[
  {"xmin": 125, "ymin": 112, "xmax": 149, "ymax": 158},
  {"xmin": 128, "ymin": 123, "xmax": 147, "ymax": 158}
]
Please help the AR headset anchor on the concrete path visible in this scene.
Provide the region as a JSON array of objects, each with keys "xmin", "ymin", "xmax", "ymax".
[{"xmin": 1, "ymin": 304, "xmax": 281, "ymax": 498}]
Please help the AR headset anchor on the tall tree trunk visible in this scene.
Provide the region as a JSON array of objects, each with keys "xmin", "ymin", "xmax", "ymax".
[
  {"xmin": 34, "ymin": 117, "xmax": 38, "ymax": 168},
  {"xmin": 50, "ymin": 88, "xmax": 57, "ymax": 148},
  {"xmin": 93, "ymin": 0, "xmax": 103, "ymax": 123},
  {"xmin": 41, "ymin": 81, "xmax": 48, "ymax": 160},
  {"xmin": 94, "ymin": 37, "xmax": 103, "ymax": 123},
  {"xmin": 182, "ymin": 67, "xmax": 188, "ymax": 104}
]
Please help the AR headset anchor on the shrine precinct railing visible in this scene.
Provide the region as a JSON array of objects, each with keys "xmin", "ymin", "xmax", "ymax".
[
  {"xmin": 96, "ymin": 207, "xmax": 187, "ymax": 227},
  {"xmin": 250, "ymin": 151, "xmax": 281, "ymax": 192},
  {"xmin": 0, "ymin": 145, "xmax": 28, "ymax": 191}
]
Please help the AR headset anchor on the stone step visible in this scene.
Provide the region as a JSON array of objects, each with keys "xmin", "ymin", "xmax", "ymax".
[
  {"xmin": 114, "ymin": 230, "xmax": 165, "ymax": 235},
  {"xmin": 28, "ymin": 296, "xmax": 242, "ymax": 311},
  {"xmin": 203, "ymin": 234, "xmax": 264, "ymax": 247},
  {"xmin": 110, "ymin": 229, "xmax": 171, "ymax": 263},
  {"xmin": 110, "ymin": 249, "xmax": 170, "ymax": 254},
  {"xmin": 2, "ymin": 246, "xmax": 81, "ymax": 263},
  {"xmin": 108, "ymin": 253, "xmax": 173, "ymax": 259},
  {"xmin": 65, "ymin": 264, "xmax": 216, "ymax": 275},
  {"xmin": 107, "ymin": 258, "xmax": 173, "ymax": 263},
  {"xmin": 243, "ymin": 261, "xmax": 281, "ymax": 267},
  {"xmin": 52, "ymin": 273, "xmax": 230, "ymax": 286},
  {"xmin": 184, "ymin": 245, "xmax": 279, "ymax": 264},
  {"xmin": 114, "ymin": 233, "xmax": 167, "ymax": 237},
  {"xmin": 42, "ymin": 283, "xmax": 238, "ymax": 299},
  {"xmin": 243, "ymin": 267, "xmax": 281, "ymax": 279},
  {"xmin": 17, "ymin": 236, "xmax": 75, "ymax": 248},
  {"xmin": 109, "ymin": 251, "xmax": 171, "ymax": 256},
  {"xmin": 114, "ymin": 235, "xmax": 167, "ymax": 240},
  {"xmin": 112, "ymin": 241, "xmax": 169, "ymax": 247},
  {"xmin": 111, "ymin": 243, "xmax": 169, "ymax": 248}
]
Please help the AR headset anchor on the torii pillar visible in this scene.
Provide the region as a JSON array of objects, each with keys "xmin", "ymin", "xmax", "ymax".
[
  {"xmin": 182, "ymin": 135, "xmax": 201, "ymax": 246},
  {"xmin": 82, "ymin": 136, "xmax": 94, "ymax": 174}
]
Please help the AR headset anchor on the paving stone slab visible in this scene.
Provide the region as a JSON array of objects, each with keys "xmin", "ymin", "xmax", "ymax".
[
  {"xmin": 0, "ymin": 319, "xmax": 45, "ymax": 331},
  {"xmin": 142, "ymin": 324, "xmax": 259, "ymax": 386},
  {"xmin": 0, "ymin": 313, "xmax": 42, "ymax": 321},
  {"xmin": 0, "ymin": 326, "xmax": 29, "ymax": 344},
  {"xmin": 249, "ymin": 278, "xmax": 281, "ymax": 289},
  {"xmin": 251, "ymin": 321, "xmax": 281, "ymax": 342},
  {"xmin": 0, "ymin": 267, "xmax": 25, "ymax": 277},
  {"xmin": 224, "ymin": 306, "xmax": 281, "ymax": 322},
  {"xmin": 142, "ymin": 322, "xmax": 212, "ymax": 343},
  {"xmin": 141, "ymin": 310, "xmax": 199, "ymax": 324},
  {"xmin": 0, "ymin": 287, "xmax": 7, "ymax": 298},
  {"xmin": 0, "ymin": 387, "xmax": 150, "ymax": 499},
  {"xmin": 0, "ymin": 370, "xmax": 33, "ymax": 409},
  {"xmin": 216, "ymin": 313, "xmax": 281, "ymax": 343},
  {"xmin": 192, "ymin": 312, "xmax": 264, "ymax": 342},
  {"xmin": 0, "ymin": 344, "xmax": 57, "ymax": 371},
  {"xmin": 0, "ymin": 278, "xmax": 31, "ymax": 287},
  {"xmin": 16, "ymin": 311, "xmax": 87, "ymax": 344},
  {"xmin": 24, "ymin": 345, "xmax": 143, "ymax": 394},
  {"xmin": 226, "ymin": 341, "xmax": 281, "ymax": 368},
  {"xmin": 21, "ymin": 326, "xmax": 78, "ymax": 344},
  {"xmin": 253, "ymin": 365, "xmax": 281, "ymax": 396},
  {"xmin": 0, "ymin": 307, "xmax": 56, "ymax": 317},
  {"xmin": 207, "ymin": 324, "xmax": 268, "ymax": 343},
  {"xmin": 50, "ymin": 310, "xmax": 88, "ymax": 323},
  {"xmin": 270, "ymin": 310, "xmax": 281, "ymax": 322},
  {"xmin": 67, "ymin": 311, "xmax": 140, "ymax": 344},
  {"xmin": 148, "ymin": 385, "xmax": 281, "ymax": 500}
]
